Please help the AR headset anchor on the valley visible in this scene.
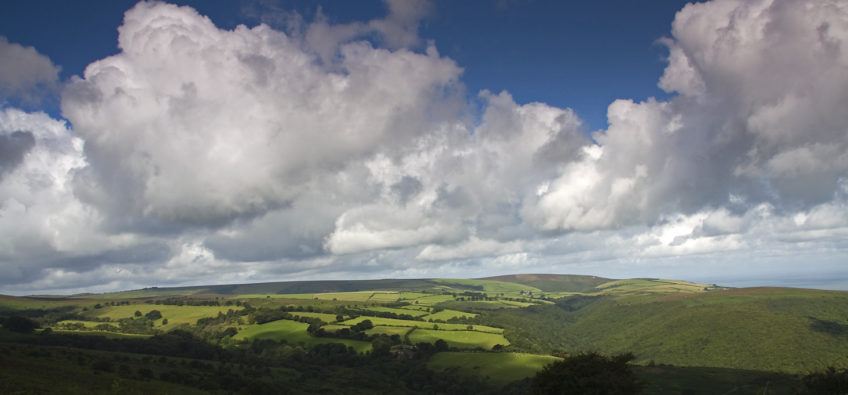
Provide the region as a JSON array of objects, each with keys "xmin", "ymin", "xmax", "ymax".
[{"xmin": 2, "ymin": 274, "xmax": 847, "ymax": 393}]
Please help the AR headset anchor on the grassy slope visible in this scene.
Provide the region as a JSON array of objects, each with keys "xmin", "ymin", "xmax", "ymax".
[
  {"xmin": 428, "ymin": 352, "xmax": 560, "ymax": 386},
  {"xmin": 234, "ymin": 319, "xmax": 372, "ymax": 352},
  {"xmin": 92, "ymin": 305, "xmax": 243, "ymax": 330},
  {"xmin": 342, "ymin": 316, "xmax": 503, "ymax": 333},
  {"xmin": 482, "ymin": 274, "xmax": 611, "ymax": 293},
  {"xmin": 480, "ymin": 286, "xmax": 848, "ymax": 372},
  {"xmin": 0, "ymin": 343, "xmax": 211, "ymax": 395},
  {"xmin": 407, "ymin": 329, "xmax": 509, "ymax": 350}
]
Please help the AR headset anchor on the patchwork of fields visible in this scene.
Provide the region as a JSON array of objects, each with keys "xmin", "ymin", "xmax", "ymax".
[{"xmin": 2, "ymin": 275, "xmax": 846, "ymax": 393}]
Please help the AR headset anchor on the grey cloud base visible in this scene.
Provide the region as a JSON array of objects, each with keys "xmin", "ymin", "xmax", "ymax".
[{"xmin": 0, "ymin": 0, "xmax": 847, "ymax": 294}]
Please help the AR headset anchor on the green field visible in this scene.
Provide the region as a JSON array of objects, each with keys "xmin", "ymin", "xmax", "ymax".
[
  {"xmin": 238, "ymin": 293, "xmax": 315, "ymax": 299},
  {"xmin": 288, "ymin": 312, "xmax": 343, "ymax": 323},
  {"xmin": 482, "ymin": 274, "xmax": 610, "ymax": 293},
  {"xmin": 428, "ymin": 352, "xmax": 560, "ymax": 386},
  {"xmin": 234, "ymin": 319, "xmax": 372, "ymax": 352},
  {"xmin": 592, "ymin": 278, "xmax": 721, "ymax": 296},
  {"xmin": 436, "ymin": 299, "xmax": 534, "ymax": 311},
  {"xmin": 55, "ymin": 320, "xmax": 119, "ymax": 329},
  {"xmin": 408, "ymin": 329, "xmax": 509, "ymax": 350},
  {"xmin": 364, "ymin": 326, "xmax": 413, "ymax": 337},
  {"xmin": 356, "ymin": 306, "xmax": 428, "ymax": 317},
  {"xmin": 93, "ymin": 304, "xmax": 242, "ymax": 330},
  {"xmin": 434, "ymin": 279, "xmax": 543, "ymax": 296},
  {"xmin": 422, "ymin": 309, "xmax": 477, "ymax": 321},
  {"xmin": 406, "ymin": 294, "xmax": 455, "ymax": 306},
  {"xmin": 367, "ymin": 292, "xmax": 402, "ymax": 302},
  {"xmin": 342, "ymin": 316, "xmax": 502, "ymax": 333}
]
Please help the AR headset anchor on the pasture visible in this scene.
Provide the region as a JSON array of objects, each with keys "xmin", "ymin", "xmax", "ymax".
[
  {"xmin": 92, "ymin": 305, "xmax": 242, "ymax": 329},
  {"xmin": 422, "ymin": 309, "xmax": 477, "ymax": 321},
  {"xmin": 235, "ymin": 319, "xmax": 372, "ymax": 353},
  {"xmin": 407, "ymin": 329, "xmax": 509, "ymax": 350},
  {"xmin": 342, "ymin": 316, "xmax": 502, "ymax": 333},
  {"xmin": 428, "ymin": 352, "xmax": 560, "ymax": 386}
]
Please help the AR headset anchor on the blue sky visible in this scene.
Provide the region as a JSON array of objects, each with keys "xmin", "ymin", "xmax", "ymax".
[{"xmin": 0, "ymin": 0, "xmax": 846, "ymax": 295}]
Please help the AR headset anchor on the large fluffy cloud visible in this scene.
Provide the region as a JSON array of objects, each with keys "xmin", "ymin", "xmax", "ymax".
[
  {"xmin": 63, "ymin": 1, "xmax": 462, "ymax": 229},
  {"xmin": 525, "ymin": 0, "xmax": 848, "ymax": 231},
  {"xmin": 1, "ymin": 0, "xmax": 846, "ymax": 294}
]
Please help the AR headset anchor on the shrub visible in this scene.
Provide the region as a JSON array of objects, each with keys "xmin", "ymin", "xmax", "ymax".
[{"xmin": 528, "ymin": 352, "xmax": 643, "ymax": 394}]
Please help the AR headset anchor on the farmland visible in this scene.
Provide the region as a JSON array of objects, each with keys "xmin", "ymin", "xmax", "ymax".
[
  {"xmin": 1, "ymin": 274, "xmax": 846, "ymax": 393},
  {"xmin": 428, "ymin": 352, "xmax": 560, "ymax": 386}
]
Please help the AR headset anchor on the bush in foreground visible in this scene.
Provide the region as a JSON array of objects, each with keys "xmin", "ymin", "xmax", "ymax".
[
  {"xmin": 528, "ymin": 352, "xmax": 643, "ymax": 394},
  {"xmin": 799, "ymin": 367, "xmax": 848, "ymax": 394}
]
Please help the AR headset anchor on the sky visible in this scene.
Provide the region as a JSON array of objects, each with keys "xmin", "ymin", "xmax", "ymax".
[{"xmin": 0, "ymin": 0, "xmax": 846, "ymax": 295}]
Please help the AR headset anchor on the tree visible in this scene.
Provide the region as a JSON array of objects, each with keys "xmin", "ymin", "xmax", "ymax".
[
  {"xmin": 1, "ymin": 316, "xmax": 39, "ymax": 333},
  {"xmin": 162, "ymin": 318, "xmax": 169, "ymax": 325},
  {"xmin": 134, "ymin": 310, "xmax": 142, "ymax": 317},
  {"xmin": 528, "ymin": 352, "xmax": 643, "ymax": 394},
  {"xmin": 145, "ymin": 310, "xmax": 162, "ymax": 320},
  {"xmin": 799, "ymin": 367, "xmax": 848, "ymax": 394}
]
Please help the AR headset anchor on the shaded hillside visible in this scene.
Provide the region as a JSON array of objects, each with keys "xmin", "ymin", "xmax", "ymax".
[
  {"xmin": 481, "ymin": 274, "xmax": 611, "ymax": 293},
  {"xmin": 474, "ymin": 286, "xmax": 848, "ymax": 372}
]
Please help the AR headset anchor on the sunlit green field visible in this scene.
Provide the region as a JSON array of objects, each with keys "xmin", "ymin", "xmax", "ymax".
[
  {"xmin": 408, "ymin": 329, "xmax": 509, "ymax": 350},
  {"xmin": 55, "ymin": 320, "xmax": 118, "ymax": 329},
  {"xmin": 234, "ymin": 319, "xmax": 372, "ymax": 352},
  {"xmin": 342, "ymin": 316, "xmax": 502, "ymax": 333},
  {"xmin": 288, "ymin": 312, "xmax": 342, "ymax": 323},
  {"xmin": 50, "ymin": 329, "xmax": 152, "ymax": 338},
  {"xmin": 422, "ymin": 309, "xmax": 477, "ymax": 321},
  {"xmin": 237, "ymin": 293, "xmax": 315, "ymax": 299},
  {"xmin": 367, "ymin": 292, "xmax": 402, "ymax": 302},
  {"xmin": 356, "ymin": 306, "xmax": 428, "ymax": 317},
  {"xmin": 93, "ymin": 305, "xmax": 243, "ymax": 330},
  {"xmin": 406, "ymin": 294, "xmax": 455, "ymax": 306},
  {"xmin": 428, "ymin": 352, "xmax": 560, "ymax": 386},
  {"xmin": 434, "ymin": 279, "xmax": 543, "ymax": 295},
  {"xmin": 364, "ymin": 326, "xmax": 413, "ymax": 337}
]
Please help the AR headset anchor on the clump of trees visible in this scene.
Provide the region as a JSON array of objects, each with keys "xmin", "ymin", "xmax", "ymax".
[
  {"xmin": 528, "ymin": 352, "xmax": 643, "ymax": 394},
  {"xmin": 799, "ymin": 367, "xmax": 848, "ymax": 394},
  {"xmin": 1, "ymin": 315, "xmax": 40, "ymax": 333}
]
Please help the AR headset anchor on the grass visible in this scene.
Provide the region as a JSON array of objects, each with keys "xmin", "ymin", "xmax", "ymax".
[
  {"xmin": 0, "ymin": 343, "xmax": 210, "ymax": 394},
  {"xmin": 433, "ymin": 279, "xmax": 543, "ymax": 295},
  {"xmin": 50, "ymin": 329, "xmax": 152, "ymax": 338},
  {"xmin": 356, "ymin": 306, "xmax": 428, "ymax": 317},
  {"xmin": 482, "ymin": 274, "xmax": 610, "ymax": 293},
  {"xmin": 407, "ymin": 329, "xmax": 509, "ymax": 350},
  {"xmin": 367, "ymin": 292, "xmax": 401, "ymax": 302},
  {"xmin": 234, "ymin": 319, "xmax": 372, "ymax": 353},
  {"xmin": 55, "ymin": 319, "xmax": 119, "ymax": 329},
  {"xmin": 592, "ymin": 278, "xmax": 719, "ymax": 296},
  {"xmin": 422, "ymin": 309, "xmax": 477, "ymax": 321},
  {"xmin": 238, "ymin": 293, "xmax": 316, "ymax": 299},
  {"xmin": 0, "ymin": 295, "xmax": 82, "ymax": 311},
  {"xmin": 481, "ymin": 287, "xmax": 848, "ymax": 373},
  {"xmin": 436, "ymin": 299, "xmax": 532, "ymax": 311},
  {"xmin": 315, "ymin": 292, "xmax": 375, "ymax": 302},
  {"xmin": 428, "ymin": 351, "xmax": 560, "ymax": 386},
  {"xmin": 92, "ymin": 304, "xmax": 243, "ymax": 330},
  {"xmin": 364, "ymin": 326, "xmax": 413, "ymax": 337},
  {"xmin": 635, "ymin": 365, "xmax": 799, "ymax": 395},
  {"xmin": 407, "ymin": 294, "xmax": 456, "ymax": 306},
  {"xmin": 288, "ymin": 312, "xmax": 342, "ymax": 323},
  {"xmin": 342, "ymin": 316, "xmax": 503, "ymax": 333}
]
